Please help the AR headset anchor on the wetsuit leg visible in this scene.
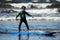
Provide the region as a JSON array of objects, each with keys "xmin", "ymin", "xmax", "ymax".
[
  {"xmin": 19, "ymin": 20, "xmax": 22, "ymax": 31},
  {"xmin": 24, "ymin": 20, "xmax": 29, "ymax": 30}
]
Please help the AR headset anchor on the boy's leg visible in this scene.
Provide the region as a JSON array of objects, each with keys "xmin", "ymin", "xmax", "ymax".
[
  {"xmin": 19, "ymin": 21, "xmax": 22, "ymax": 31},
  {"xmin": 24, "ymin": 20, "xmax": 29, "ymax": 30}
]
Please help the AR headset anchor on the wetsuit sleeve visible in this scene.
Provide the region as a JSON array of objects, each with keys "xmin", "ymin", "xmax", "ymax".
[
  {"xmin": 16, "ymin": 12, "xmax": 20, "ymax": 18},
  {"xmin": 26, "ymin": 12, "xmax": 33, "ymax": 17}
]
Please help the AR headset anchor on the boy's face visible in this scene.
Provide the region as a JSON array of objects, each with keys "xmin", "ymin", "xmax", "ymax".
[{"xmin": 22, "ymin": 7, "xmax": 26, "ymax": 11}]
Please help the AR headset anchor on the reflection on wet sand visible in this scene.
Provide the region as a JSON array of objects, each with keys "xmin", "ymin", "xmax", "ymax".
[
  {"xmin": 18, "ymin": 34, "xmax": 29, "ymax": 40},
  {"xmin": 18, "ymin": 32, "xmax": 56, "ymax": 40}
]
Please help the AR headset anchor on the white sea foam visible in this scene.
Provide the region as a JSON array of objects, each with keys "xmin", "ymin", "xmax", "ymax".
[
  {"xmin": 10, "ymin": 3, "xmax": 52, "ymax": 8},
  {"xmin": 10, "ymin": 3, "xmax": 58, "ymax": 14},
  {"xmin": 26, "ymin": 8, "xmax": 58, "ymax": 14},
  {"xmin": 0, "ymin": 17, "xmax": 60, "ymax": 21},
  {"xmin": 12, "ymin": 8, "xmax": 58, "ymax": 14}
]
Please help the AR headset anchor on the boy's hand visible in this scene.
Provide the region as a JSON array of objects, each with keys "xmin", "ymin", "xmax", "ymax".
[
  {"xmin": 32, "ymin": 16, "xmax": 34, "ymax": 18},
  {"xmin": 16, "ymin": 18, "xmax": 19, "ymax": 21},
  {"xmin": 16, "ymin": 17, "xmax": 18, "ymax": 20}
]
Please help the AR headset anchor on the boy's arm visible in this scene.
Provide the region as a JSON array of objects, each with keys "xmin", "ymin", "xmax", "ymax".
[
  {"xmin": 16, "ymin": 13, "xmax": 20, "ymax": 20},
  {"xmin": 26, "ymin": 12, "xmax": 33, "ymax": 17}
]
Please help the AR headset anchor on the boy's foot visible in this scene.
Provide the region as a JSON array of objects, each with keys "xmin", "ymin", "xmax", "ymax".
[{"xmin": 26, "ymin": 29, "xmax": 29, "ymax": 31}]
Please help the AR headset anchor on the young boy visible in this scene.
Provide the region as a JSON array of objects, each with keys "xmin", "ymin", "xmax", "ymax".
[{"xmin": 16, "ymin": 6, "xmax": 33, "ymax": 31}]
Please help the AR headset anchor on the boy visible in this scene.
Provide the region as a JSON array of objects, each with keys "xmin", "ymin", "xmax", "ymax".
[{"xmin": 16, "ymin": 6, "xmax": 33, "ymax": 31}]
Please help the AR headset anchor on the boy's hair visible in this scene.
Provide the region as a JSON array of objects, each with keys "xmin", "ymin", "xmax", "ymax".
[{"xmin": 21, "ymin": 6, "xmax": 26, "ymax": 9}]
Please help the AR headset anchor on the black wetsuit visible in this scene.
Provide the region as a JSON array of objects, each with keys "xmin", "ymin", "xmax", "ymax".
[{"xmin": 16, "ymin": 11, "xmax": 32, "ymax": 31}]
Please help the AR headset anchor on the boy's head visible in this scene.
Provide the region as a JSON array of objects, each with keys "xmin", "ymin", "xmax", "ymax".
[{"xmin": 21, "ymin": 6, "xmax": 26, "ymax": 11}]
